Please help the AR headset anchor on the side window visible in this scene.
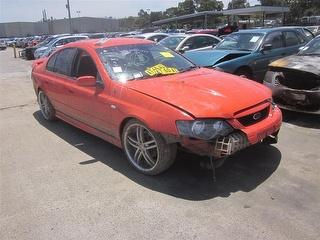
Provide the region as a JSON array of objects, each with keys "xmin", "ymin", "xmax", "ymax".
[
  {"xmin": 184, "ymin": 36, "xmax": 219, "ymax": 50},
  {"xmin": 203, "ymin": 36, "xmax": 220, "ymax": 46},
  {"xmin": 283, "ymin": 31, "xmax": 300, "ymax": 47},
  {"xmin": 46, "ymin": 52, "xmax": 57, "ymax": 72},
  {"xmin": 54, "ymin": 39, "xmax": 63, "ymax": 47},
  {"xmin": 264, "ymin": 31, "xmax": 284, "ymax": 49},
  {"xmin": 54, "ymin": 48, "xmax": 78, "ymax": 76},
  {"xmin": 182, "ymin": 37, "xmax": 197, "ymax": 50},
  {"xmin": 302, "ymin": 28, "xmax": 313, "ymax": 41},
  {"xmin": 74, "ymin": 50, "xmax": 98, "ymax": 79}
]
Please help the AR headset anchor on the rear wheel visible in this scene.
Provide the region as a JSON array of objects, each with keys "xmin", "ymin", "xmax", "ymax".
[
  {"xmin": 122, "ymin": 119, "xmax": 177, "ymax": 175},
  {"xmin": 38, "ymin": 91, "xmax": 55, "ymax": 121}
]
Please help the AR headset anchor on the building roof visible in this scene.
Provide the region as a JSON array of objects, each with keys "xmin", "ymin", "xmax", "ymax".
[
  {"xmin": 152, "ymin": 6, "xmax": 290, "ymax": 26},
  {"xmin": 223, "ymin": 6, "xmax": 290, "ymax": 16}
]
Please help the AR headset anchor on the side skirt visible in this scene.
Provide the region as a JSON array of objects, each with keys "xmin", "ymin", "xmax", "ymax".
[{"xmin": 55, "ymin": 111, "xmax": 123, "ymax": 148}]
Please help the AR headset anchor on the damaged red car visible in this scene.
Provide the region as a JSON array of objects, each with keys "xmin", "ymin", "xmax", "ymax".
[{"xmin": 32, "ymin": 38, "xmax": 282, "ymax": 175}]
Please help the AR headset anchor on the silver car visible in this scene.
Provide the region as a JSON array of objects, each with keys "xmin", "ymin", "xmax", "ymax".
[
  {"xmin": 159, "ymin": 34, "xmax": 221, "ymax": 53},
  {"xmin": 34, "ymin": 35, "xmax": 88, "ymax": 59}
]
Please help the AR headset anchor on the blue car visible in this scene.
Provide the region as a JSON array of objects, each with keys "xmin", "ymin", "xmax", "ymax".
[{"xmin": 184, "ymin": 28, "xmax": 311, "ymax": 82}]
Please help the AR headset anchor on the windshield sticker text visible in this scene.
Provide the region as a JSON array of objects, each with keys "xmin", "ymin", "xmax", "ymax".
[
  {"xmin": 145, "ymin": 64, "xmax": 179, "ymax": 76},
  {"xmin": 160, "ymin": 52, "xmax": 174, "ymax": 58}
]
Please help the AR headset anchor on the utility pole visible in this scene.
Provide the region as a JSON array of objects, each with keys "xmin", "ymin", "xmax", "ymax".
[{"xmin": 66, "ymin": 0, "xmax": 72, "ymax": 33}]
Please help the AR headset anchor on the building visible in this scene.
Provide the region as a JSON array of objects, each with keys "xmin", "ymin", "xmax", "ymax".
[{"xmin": 0, "ymin": 17, "xmax": 119, "ymax": 37}]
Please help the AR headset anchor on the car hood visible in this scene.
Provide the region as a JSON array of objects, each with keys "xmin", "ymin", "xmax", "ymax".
[
  {"xmin": 126, "ymin": 68, "xmax": 270, "ymax": 118},
  {"xmin": 269, "ymin": 55, "xmax": 320, "ymax": 76},
  {"xmin": 184, "ymin": 49, "xmax": 251, "ymax": 67}
]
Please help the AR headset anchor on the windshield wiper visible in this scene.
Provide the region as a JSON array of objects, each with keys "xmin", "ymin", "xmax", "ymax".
[{"xmin": 179, "ymin": 65, "xmax": 199, "ymax": 73}]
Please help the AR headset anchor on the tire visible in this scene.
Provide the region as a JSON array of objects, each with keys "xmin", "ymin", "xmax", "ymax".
[
  {"xmin": 122, "ymin": 119, "xmax": 177, "ymax": 175},
  {"xmin": 38, "ymin": 91, "xmax": 56, "ymax": 121},
  {"xmin": 235, "ymin": 68, "xmax": 253, "ymax": 79}
]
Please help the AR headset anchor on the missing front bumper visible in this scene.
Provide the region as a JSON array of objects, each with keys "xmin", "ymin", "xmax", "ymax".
[{"xmin": 212, "ymin": 132, "xmax": 250, "ymax": 158}]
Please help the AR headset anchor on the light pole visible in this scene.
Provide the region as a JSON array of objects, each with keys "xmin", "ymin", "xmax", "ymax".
[{"xmin": 66, "ymin": 0, "xmax": 72, "ymax": 33}]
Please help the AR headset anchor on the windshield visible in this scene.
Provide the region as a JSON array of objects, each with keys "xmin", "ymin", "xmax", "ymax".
[
  {"xmin": 215, "ymin": 32, "xmax": 264, "ymax": 51},
  {"xmin": 97, "ymin": 44, "xmax": 196, "ymax": 82},
  {"xmin": 298, "ymin": 37, "xmax": 320, "ymax": 55},
  {"xmin": 159, "ymin": 36, "xmax": 186, "ymax": 50}
]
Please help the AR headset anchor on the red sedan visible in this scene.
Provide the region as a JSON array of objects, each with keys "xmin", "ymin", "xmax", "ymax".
[{"xmin": 31, "ymin": 38, "xmax": 282, "ymax": 175}]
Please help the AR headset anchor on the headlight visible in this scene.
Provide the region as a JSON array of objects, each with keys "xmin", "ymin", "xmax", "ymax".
[{"xmin": 176, "ymin": 119, "xmax": 233, "ymax": 140}]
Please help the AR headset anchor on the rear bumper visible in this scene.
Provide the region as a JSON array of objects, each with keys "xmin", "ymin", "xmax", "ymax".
[{"xmin": 180, "ymin": 106, "xmax": 282, "ymax": 158}]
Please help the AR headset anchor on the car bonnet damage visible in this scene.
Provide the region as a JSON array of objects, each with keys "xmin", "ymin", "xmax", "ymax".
[{"xmin": 264, "ymin": 56, "xmax": 320, "ymax": 114}]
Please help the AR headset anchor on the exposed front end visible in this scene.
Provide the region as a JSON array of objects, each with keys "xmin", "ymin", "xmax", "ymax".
[
  {"xmin": 177, "ymin": 100, "xmax": 282, "ymax": 159},
  {"xmin": 264, "ymin": 70, "xmax": 320, "ymax": 115}
]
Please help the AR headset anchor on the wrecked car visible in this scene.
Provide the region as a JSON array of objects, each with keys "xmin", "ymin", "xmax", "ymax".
[
  {"xmin": 184, "ymin": 28, "xmax": 310, "ymax": 82},
  {"xmin": 32, "ymin": 38, "xmax": 282, "ymax": 175},
  {"xmin": 264, "ymin": 36, "xmax": 320, "ymax": 114}
]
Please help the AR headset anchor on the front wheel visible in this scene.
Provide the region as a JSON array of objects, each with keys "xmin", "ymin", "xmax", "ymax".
[
  {"xmin": 38, "ymin": 91, "xmax": 55, "ymax": 121},
  {"xmin": 122, "ymin": 120, "xmax": 177, "ymax": 175}
]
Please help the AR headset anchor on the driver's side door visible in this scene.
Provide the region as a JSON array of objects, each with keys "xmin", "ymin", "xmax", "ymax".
[
  {"xmin": 254, "ymin": 31, "xmax": 286, "ymax": 81},
  {"xmin": 66, "ymin": 48, "xmax": 114, "ymax": 137}
]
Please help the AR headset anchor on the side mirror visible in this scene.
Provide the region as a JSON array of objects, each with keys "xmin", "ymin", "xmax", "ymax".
[
  {"xmin": 77, "ymin": 76, "xmax": 96, "ymax": 87},
  {"xmin": 179, "ymin": 45, "xmax": 190, "ymax": 53},
  {"xmin": 261, "ymin": 43, "xmax": 272, "ymax": 52},
  {"xmin": 212, "ymin": 43, "xmax": 217, "ymax": 48}
]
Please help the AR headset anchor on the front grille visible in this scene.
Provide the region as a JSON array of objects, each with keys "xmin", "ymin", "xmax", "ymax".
[{"xmin": 237, "ymin": 107, "xmax": 269, "ymax": 126}]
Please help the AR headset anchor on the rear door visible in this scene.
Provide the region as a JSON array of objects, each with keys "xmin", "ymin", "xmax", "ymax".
[
  {"xmin": 283, "ymin": 30, "xmax": 307, "ymax": 54},
  {"xmin": 40, "ymin": 48, "xmax": 78, "ymax": 114}
]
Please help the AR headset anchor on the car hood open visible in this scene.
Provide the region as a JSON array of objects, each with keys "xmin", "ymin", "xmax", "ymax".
[
  {"xmin": 184, "ymin": 50, "xmax": 251, "ymax": 67},
  {"xmin": 126, "ymin": 68, "xmax": 270, "ymax": 118}
]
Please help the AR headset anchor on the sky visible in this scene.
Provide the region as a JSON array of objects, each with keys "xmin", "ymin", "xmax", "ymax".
[{"xmin": 0, "ymin": 0, "xmax": 259, "ymax": 23}]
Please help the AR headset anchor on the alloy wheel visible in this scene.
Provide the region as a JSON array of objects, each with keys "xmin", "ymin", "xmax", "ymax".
[
  {"xmin": 38, "ymin": 91, "xmax": 51, "ymax": 120},
  {"xmin": 124, "ymin": 123, "xmax": 160, "ymax": 171}
]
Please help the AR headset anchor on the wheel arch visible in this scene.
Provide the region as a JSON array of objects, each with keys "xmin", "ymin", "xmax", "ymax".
[{"xmin": 235, "ymin": 65, "xmax": 253, "ymax": 75}]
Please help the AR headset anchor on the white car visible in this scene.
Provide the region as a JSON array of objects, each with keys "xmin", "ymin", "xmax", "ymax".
[
  {"xmin": 159, "ymin": 34, "xmax": 221, "ymax": 53},
  {"xmin": 34, "ymin": 35, "xmax": 88, "ymax": 59},
  {"xmin": 129, "ymin": 33, "xmax": 169, "ymax": 42}
]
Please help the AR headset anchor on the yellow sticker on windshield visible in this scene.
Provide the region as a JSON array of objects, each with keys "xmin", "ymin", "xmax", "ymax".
[
  {"xmin": 145, "ymin": 64, "xmax": 179, "ymax": 76},
  {"xmin": 160, "ymin": 52, "xmax": 174, "ymax": 58}
]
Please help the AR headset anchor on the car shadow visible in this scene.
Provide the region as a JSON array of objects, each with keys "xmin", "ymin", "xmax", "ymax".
[
  {"xmin": 33, "ymin": 111, "xmax": 281, "ymax": 201},
  {"xmin": 281, "ymin": 109, "xmax": 320, "ymax": 129}
]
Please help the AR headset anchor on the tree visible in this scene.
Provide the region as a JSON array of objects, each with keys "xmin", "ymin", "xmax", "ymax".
[
  {"xmin": 195, "ymin": 0, "xmax": 224, "ymax": 12},
  {"xmin": 150, "ymin": 11, "xmax": 163, "ymax": 23},
  {"xmin": 228, "ymin": 0, "xmax": 250, "ymax": 9},
  {"xmin": 164, "ymin": 7, "xmax": 179, "ymax": 18},
  {"xmin": 259, "ymin": 0, "xmax": 285, "ymax": 6},
  {"xmin": 177, "ymin": 0, "xmax": 196, "ymax": 15}
]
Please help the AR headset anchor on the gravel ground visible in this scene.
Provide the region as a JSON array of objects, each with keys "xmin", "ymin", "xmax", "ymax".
[{"xmin": 1, "ymin": 48, "xmax": 320, "ymax": 240}]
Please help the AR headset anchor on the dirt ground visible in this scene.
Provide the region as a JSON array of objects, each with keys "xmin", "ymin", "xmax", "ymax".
[{"xmin": 1, "ymin": 48, "xmax": 319, "ymax": 240}]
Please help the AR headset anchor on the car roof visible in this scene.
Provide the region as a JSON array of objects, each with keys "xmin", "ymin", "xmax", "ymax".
[
  {"xmin": 66, "ymin": 37, "xmax": 153, "ymax": 49},
  {"xmin": 54, "ymin": 35, "xmax": 88, "ymax": 41},
  {"xmin": 140, "ymin": 32, "xmax": 169, "ymax": 38}
]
